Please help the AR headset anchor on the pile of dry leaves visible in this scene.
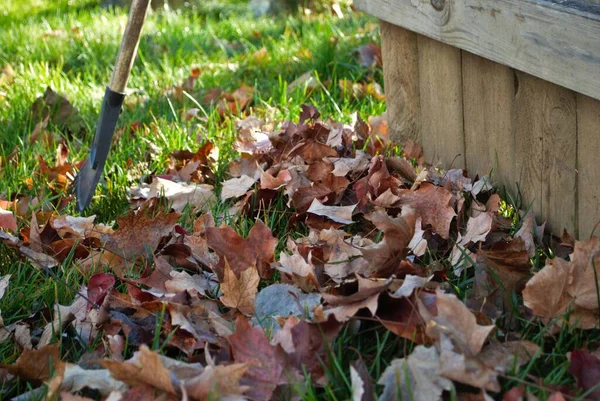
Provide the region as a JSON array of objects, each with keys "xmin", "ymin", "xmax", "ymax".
[{"xmin": 1, "ymin": 104, "xmax": 599, "ymax": 400}]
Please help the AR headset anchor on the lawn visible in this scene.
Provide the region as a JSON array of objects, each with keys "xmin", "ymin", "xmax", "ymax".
[{"xmin": 1, "ymin": 0, "xmax": 599, "ymax": 400}]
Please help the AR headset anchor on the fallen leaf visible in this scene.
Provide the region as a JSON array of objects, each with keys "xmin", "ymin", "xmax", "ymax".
[
  {"xmin": 220, "ymin": 259, "xmax": 260, "ymax": 315},
  {"xmin": 228, "ymin": 316, "xmax": 287, "ymax": 400},
  {"xmin": 420, "ymin": 291, "xmax": 495, "ymax": 356},
  {"xmin": 568, "ymin": 349, "xmax": 600, "ymax": 400},
  {"xmin": 307, "ymin": 199, "xmax": 356, "ymax": 225},
  {"xmin": 31, "ymin": 87, "xmax": 85, "ymax": 135},
  {"xmin": 523, "ymin": 237, "xmax": 600, "ymax": 329},
  {"xmin": 0, "ymin": 208, "xmax": 17, "ymax": 232},
  {"xmin": 101, "ymin": 345, "xmax": 203, "ymax": 395},
  {"xmin": 2, "ymin": 343, "xmax": 63, "ymax": 383},
  {"xmin": 132, "ymin": 177, "xmax": 215, "ymax": 213},
  {"xmin": 220, "ymin": 175, "xmax": 256, "ymax": 200},
  {"xmin": 350, "ymin": 359, "xmax": 375, "ymax": 401},
  {"xmin": 206, "ymin": 219, "xmax": 277, "ymax": 279},
  {"xmin": 253, "ymin": 283, "xmax": 321, "ymax": 329},
  {"xmin": 397, "ymin": 183, "xmax": 456, "ymax": 239},
  {"xmin": 101, "ymin": 201, "xmax": 180, "ymax": 261},
  {"xmin": 378, "ymin": 346, "xmax": 453, "ymax": 401}
]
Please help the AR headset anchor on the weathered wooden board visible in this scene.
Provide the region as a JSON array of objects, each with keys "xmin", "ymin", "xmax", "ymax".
[
  {"xmin": 417, "ymin": 36, "xmax": 464, "ymax": 169},
  {"xmin": 462, "ymin": 52, "xmax": 514, "ymax": 194},
  {"xmin": 512, "ymin": 73, "xmax": 577, "ymax": 234},
  {"xmin": 380, "ymin": 21, "xmax": 420, "ymax": 142},
  {"xmin": 354, "ymin": 0, "xmax": 600, "ymax": 101},
  {"xmin": 577, "ymin": 95, "xmax": 600, "ymax": 238}
]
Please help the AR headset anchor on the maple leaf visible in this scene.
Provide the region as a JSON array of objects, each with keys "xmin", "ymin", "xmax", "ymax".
[
  {"xmin": 397, "ymin": 183, "xmax": 456, "ymax": 239},
  {"xmin": 322, "ymin": 276, "xmax": 390, "ymax": 322},
  {"xmin": 101, "ymin": 345, "xmax": 203, "ymax": 395},
  {"xmin": 31, "ymin": 87, "xmax": 85, "ymax": 135},
  {"xmin": 360, "ymin": 209, "xmax": 415, "ymax": 276},
  {"xmin": 260, "ymin": 168, "xmax": 292, "ymax": 190},
  {"xmin": 378, "ymin": 346, "xmax": 453, "ymax": 401},
  {"xmin": 1, "ymin": 343, "xmax": 63, "ymax": 383},
  {"xmin": 220, "ymin": 175, "xmax": 256, "ymax": 200},
  {"xmin": 206, "ymin": 219, "xmax": 277, "ymax": 279},
  {"xmin": 219, "ymin": 259, "xmax": 260, "ymax": 315},
  {"xmin": 131, "ymin": 177, "xmax": 215, "ymax": 213},
  {"xmin": 307, "ymin": 199, "xmax": 356, "ymax": 225},
  {"xmin": 228, "ymin": 316, "xmax": 287, "ymax": 400},
  {"xmin": 277, "ymin": 246, "xmax": 319, "ymax": 291},
  {"xmin": 420, "ymin": 291, "xmax": 495, "ymax": 356},
  {"xmin": 253, "ymin": 283, "xmax": 321, "ymax": 329},
  {"xmin": 185, "ymin": 361, "xmax": 250, "ymax": 401},
  {"xmin": 568, "ymin": 349, "xmax": 600, "ymax": 400},
  {"xmin": 473, "ymin": 239, "xmax": 531, "ymax": 316},
  {"xmin": 523, "ymin": 237, "xmax": 600, "ymax": 329},
  {"xmin": 101, "ymin": 200, "xmax": 180, "ymax": 261}
]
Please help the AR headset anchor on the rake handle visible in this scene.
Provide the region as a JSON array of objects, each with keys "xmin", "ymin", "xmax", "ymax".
[{"xmin": 109, "ymin": 0, "xmax": 151, "ymax": 93}]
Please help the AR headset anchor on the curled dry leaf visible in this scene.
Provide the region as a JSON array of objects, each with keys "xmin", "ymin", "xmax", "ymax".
[
  {"xmin": 397, "ymin": 183, "xmax": 456, "ymax": 239},
  {"xmin": 378, "ymin": 346, "xmax": 453, "ymax": 401},
  {"xmin": 523, "ymin": 237, "xmax": 600, "ymax": 329},
  {"xmin": 220, "ymin": 175, "xmax": 256, "ymax": 201},
  {"xmin": 132, "ymin": 177, "xmax": 215, "ymax": 213}
]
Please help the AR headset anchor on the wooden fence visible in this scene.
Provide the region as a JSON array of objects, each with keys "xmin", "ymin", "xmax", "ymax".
[{"xmin": 354, "ymin": 0, "xmax": 600, "ymax": 238}]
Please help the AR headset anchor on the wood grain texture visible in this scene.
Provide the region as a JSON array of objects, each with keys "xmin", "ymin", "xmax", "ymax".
[
  {"xmin": 462, "ymin": 52, "xmax": 514, "ymax": 192},
  {"xmin": 380, "ymin": 21, "xmax": 420, "ymax": 142},
  {"xmin": 512, "ymin": 72, "xmax": 577, "ymax": 235},
  {"xmin": 577, "ymin": 94, "xmax": 600, "ymax": 238},
  {"xmin": 354, "ymin": 0, "xmax": 600, "ymax": 101},
  {"xmin": 417, "ymin": 36, "xmax": 464, "ymax": 169}
]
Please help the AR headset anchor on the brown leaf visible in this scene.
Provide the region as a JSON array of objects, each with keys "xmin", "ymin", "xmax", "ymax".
[
  {"xmin": 360, "ymin": 209, "xmax": 415, "ymax": 276},
  {"xmin": 378, "ymin": 346, "xmax": 453, "ymax": 401},
  {"xmin": 185, "ymin": 361, "xmax": 250, "ymax": 401},
  {"xmin": 420, "ymin": 291, "xmax": 495, "ymax": 356},
  {"xmin": 322, "ymin": 276, "xmax": 390, "ymax": 322},
  {"xmin": 523, "ymin": 237, "xmax": 600, "ymax": 329},
  {"xmin": 220, "ymin": 175, "xmax": 256, "ymax": 200},
  {"xmin": 206, "ymin": 219, "xmax": 277, "ymax": 279},
  {"xmin": 398, "ymin": 183, "xmax": 456, "ymax": 239},
  {"xmin": 568, "ymin": 349, "xmax": 600, "ymax": 400},
  {"xmin": 228, "ymin": 316, "xmax": 287, "ymax": 400},
  {"xmin": 350, "ymin": 359, "xmax": 376, "ymax": 401},
  {"xmin": 260, "ymin": 168, "xmax": 292, "ymax": 190},
  {"xmin": 2, "ymin": 343, "xmax": 63, "ymax": 383},
  {"xmin": 474, "ymin": 239, "xmax": 531, "ymax": 313},
  {"xmin": 358, "ymin": 43, "xmax": 382, "ymax": 68},
  {"xmin": 100, "ymin": 345, "xmax": 203, "ymax": 395},
  {"xmin": 101, "ymin": 201, "xmax": 180, "ymax": 261},
  {"xmin": 220, "ymin": 259, "xmax": 260, "ymax": 315},
  {"xmin": 0, "ymin": 207, "xmax": 17, "ymax": 232},
  {"xmin": 307, "ymin": 199, "xmax": 356, "ymax": 225},
  {"xmin": 31, "ymin": 87, "xmax": 85, "ymax": 135}
]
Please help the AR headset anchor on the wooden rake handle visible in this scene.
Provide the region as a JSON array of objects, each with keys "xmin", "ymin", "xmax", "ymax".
[{"xmin": 109, "ymin": 0, "xmax": 151, "ymax": 93}]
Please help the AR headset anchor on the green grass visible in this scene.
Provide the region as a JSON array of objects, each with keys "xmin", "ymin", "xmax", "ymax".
[{"xmin": 0, "ymin": 0, "xmax": 594, "ymax": 400}]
